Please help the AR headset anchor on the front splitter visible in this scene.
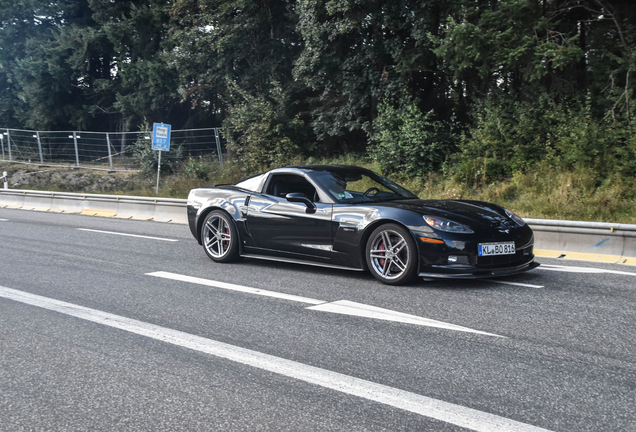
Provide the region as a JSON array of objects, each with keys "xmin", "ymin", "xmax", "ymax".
[{"xmin": 419, "ymin": 261, "xmax": 540, "ymax": 279}]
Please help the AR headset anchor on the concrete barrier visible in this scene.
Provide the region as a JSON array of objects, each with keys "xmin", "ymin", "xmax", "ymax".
[
  {"xmin": 153, "ymin": 201, "xmax": 189, "ymax": 223},
  {"xmin": 51, "ymin": 194, "xmax": 86, "ymax": 214},
  {"xmin": 1, "ymin": 189, "xmax": 634, "ymax": 266},
  {"xmin": 0, "ymin": 190, "xmax": 26, "ymax": 208},
  {"xmin": 0, "ymin": 189, "xmax": 187, "ymax": 224},
  {"xmin": 527, "ymin": 218, "xmax": 636, "ymax": 265}
]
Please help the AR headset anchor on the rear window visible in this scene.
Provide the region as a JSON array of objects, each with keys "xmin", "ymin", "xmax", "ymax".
[{"xmin": 235, "ymin": 173, "xmax": 266, "ymax": 192}]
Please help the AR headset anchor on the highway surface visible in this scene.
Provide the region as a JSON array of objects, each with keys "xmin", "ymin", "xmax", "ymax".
[{"xmin": 1, "ymin": 208, "xmax": 634, "ymax": 431}]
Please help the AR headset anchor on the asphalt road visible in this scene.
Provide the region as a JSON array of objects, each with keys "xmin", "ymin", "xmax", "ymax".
[{"xmin": 1, "ymin": 208, "xmax": 634, "ymax": 431}]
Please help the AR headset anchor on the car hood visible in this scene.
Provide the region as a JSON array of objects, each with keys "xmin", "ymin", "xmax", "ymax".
[{"xmin": 373, "ymin": 199, "xmax": 522, "ymax": 230}]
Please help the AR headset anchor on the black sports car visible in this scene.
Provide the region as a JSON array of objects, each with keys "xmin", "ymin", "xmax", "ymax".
[{"xmin": 187, "ymin": 165, "xmax": 538, "ymax": 285}]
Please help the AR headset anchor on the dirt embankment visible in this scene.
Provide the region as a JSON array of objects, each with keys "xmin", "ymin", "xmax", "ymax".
[{"xmin": 1, "ymin": 164, "xmax": 136, "ymax": 193}]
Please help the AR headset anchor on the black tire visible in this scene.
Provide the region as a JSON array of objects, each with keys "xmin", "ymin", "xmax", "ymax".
[
  {"xmin": 201, "ymin": 210, "xmax": 240, "ymax": 263},
  {"xmin": 365, "ymin": 223, "xmax": 418, "ymax": 285}
]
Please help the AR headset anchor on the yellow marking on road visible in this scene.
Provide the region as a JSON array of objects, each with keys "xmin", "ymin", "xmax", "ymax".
[
  {"xmin": 534, "ymin": 249, "xmax": 563, "ymax": 258},
  {"xmin": 535, "ymin": 249, "xmax": 634, "ymax": 266},
  {"xmin": 80, "ymin": 209, "xmax": 117, "ymax": 217}
]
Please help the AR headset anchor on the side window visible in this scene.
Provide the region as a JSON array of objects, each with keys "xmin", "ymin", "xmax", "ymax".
[{"xmin": 266, "ymin": 174, "xmax": 319, "ymax": 202}]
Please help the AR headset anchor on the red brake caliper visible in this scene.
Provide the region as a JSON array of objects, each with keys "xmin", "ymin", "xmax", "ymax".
[{"xmin": 379, "ymin": 241, "xmax": 386, "ymax": 268}]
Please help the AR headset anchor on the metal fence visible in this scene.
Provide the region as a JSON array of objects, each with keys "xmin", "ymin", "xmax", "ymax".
[{"xmin": 0, "ymin": 127, "xmax": 228, "ymax": 171}]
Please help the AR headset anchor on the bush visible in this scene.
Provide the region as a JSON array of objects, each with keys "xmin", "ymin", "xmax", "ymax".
[
  {"xmin": 447, "ymin": 94, "xmax": 634, "ymax": 185},
  {"xmin": 369, "ymin": 97, "xmax": 458, "ymax": 177},
  {"xmin": 183, "ymin": 156, "xmax": 215, "ymax": 180}
]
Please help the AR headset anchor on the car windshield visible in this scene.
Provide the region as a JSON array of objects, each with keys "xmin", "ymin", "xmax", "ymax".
[{"xmin": 309, "ymin": 167, "xmax": 418, "ymax": 203}]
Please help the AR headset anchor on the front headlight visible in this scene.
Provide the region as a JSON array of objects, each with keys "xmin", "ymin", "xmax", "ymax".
[
  {"xmin": 423, "ymin": 216, "xmax": 474, "ymax": 234},
  {"xmin": 505, "ymin": 209, "xmax": 526, "ymax": 226}
]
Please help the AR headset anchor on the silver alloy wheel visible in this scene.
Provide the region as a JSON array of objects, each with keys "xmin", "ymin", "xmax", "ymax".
[
  {"xmin": 368, "ymin": 228, "xmax": 410, "ymax": 281},
  {"xmin": 203, "ymin": 214, "xmax": 232, "ymax": 259}
]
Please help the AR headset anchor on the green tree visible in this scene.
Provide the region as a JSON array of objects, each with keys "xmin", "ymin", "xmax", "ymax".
[
  {"xmin": 90, "ymin": 0, "xmax": 186, "ymax": 132},
  {"xmin": 0, "ymin": 0, "xmax": 92, "ymax": 128},
  {"xmin": 168, "ymin": 0, "xmax": 303, "ymax": 125},
  {"xmin": 293, "ymin": 0, "xmax": 462, "ymax": 152},
  {"xmin": 574, "ymin": 0, "xmax": 635, "ymax": 129},
  {"xmin": 223, "ymin": 81, "xmax": 304, "ymax": 171},
  {"xmin": 13, "ymin": 19, "xmax": 115, "ymax": 130}
]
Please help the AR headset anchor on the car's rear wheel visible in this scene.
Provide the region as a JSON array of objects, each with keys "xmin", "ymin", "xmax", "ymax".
[
  {"xmin": 201, "ymin": 210, "xmax": 239, "ymax": 263},
  {"xmin": 366, "ymin": 224, "xmax": 418, "ymax": 285}
]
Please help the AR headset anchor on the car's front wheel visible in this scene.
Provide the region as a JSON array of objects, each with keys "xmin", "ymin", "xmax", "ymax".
[
  {"xmin": 201, "ymin": 210, "xmax": 239, "ymax": 263},
  {"xmin": 366, "ymin": 224, "xmax": 418, "ymax": 285}
]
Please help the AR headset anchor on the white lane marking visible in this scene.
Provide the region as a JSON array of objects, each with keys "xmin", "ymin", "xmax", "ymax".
[
  {"xmin": 147, "ymin": 271, "xmax": 324, "ymax": 305},
  {"xmin": 0, "ymin": 286, "xmax": 552, "ymax": 432},
  {"xmin": 0, "ymin": 219, "xmax": 9, "ymax": 221},
  {"xmin": 149, "ymin": 271, "xmax": 501, "ymax": 337},
  {"xmin": 77, "ymin": 228, "xmax": 178, "ymax": 242},
  {"xmin": 307, "ymin": 300, "xmax": 505, "ymax": 337},
  {"xmin": 484, "ymin": 280, "xmax": 544, "ymax": 289},
  {"xmin": 538, "ymin": 264, "xmax": 636, "ymax": 277}
]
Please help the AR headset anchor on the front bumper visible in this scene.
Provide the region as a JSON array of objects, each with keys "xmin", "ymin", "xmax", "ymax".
[
  {"xmin": 414, "ymin": 224, "xmax": 538, "ymax": 279},
  {"xmin": 419, "ymin": 259, "xmax": 540, "ymax": 279}
]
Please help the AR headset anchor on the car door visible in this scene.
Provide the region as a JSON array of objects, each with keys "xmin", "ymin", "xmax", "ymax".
[{"xmin": 245, "ymin": 173, "xmax": 333, "ymax": 259}]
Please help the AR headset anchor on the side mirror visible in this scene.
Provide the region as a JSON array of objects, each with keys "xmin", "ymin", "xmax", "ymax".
[{"xmin": 285, "ymin": 192, "xmax": 316, "ymax": 213}]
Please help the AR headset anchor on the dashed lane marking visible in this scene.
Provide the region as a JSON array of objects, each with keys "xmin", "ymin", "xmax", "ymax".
[
  {"xmin": 147, "ymin": 271, "xmax": 324, "ymax": 305},
  {"xmin": 306, "ymin": 300, "xmax": 504, "ymax": 337},
  {"xmin": 147, "ymin": 271, "xmax": 504, "ymax": 337},
  {"xmin": 0, "ymin": 285, "xmax": 551, "ymax": 432},
  {"xmin": 77, "ymin": 228, "xmax": 178, "ymax": 242},
  {"xmin": 484, "ymin": 280, "xmax": 544, "ymax": 289}
]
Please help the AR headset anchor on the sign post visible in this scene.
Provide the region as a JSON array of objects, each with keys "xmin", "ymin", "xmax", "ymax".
[{"xmin": 151, "ymin": 123, "xmax": 171, "ymax": 196}]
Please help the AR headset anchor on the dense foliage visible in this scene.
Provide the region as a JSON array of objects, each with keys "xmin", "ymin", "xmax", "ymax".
[{"xmin": 1, "ymin": 0, "xmax": 634, "ymax": 184}]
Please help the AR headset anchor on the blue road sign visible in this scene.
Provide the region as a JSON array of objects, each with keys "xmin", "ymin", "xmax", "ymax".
[{"xmin": 152, "ymin": 123, "xmax": 171, "ymax": 151}]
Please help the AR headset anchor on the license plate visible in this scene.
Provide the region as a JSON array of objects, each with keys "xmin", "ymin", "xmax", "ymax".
[{"xmin": 478, "ymin": 242, "xmax": 516, "ymax": 256}]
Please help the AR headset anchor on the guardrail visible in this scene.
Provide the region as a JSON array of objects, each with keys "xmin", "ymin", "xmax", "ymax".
[{"xmin": 1, "ymin": 189, "xmax": 635, "ymax": 265}]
